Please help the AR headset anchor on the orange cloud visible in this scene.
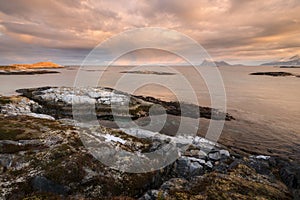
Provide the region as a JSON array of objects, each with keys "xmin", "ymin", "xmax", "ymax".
[{"xmin": 0, "ymin": 0, "xmax": 299, "ymax": 64}]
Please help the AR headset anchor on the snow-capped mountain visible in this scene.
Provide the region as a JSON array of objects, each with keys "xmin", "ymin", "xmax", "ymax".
[{"xmin": 261, "ymin": 55, "xmax": 300, "ymax": 66}]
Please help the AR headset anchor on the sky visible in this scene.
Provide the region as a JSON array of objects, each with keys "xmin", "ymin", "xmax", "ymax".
[{"xmin": 0, "ymin": 0, "xmax": 300, "ymax": 65}]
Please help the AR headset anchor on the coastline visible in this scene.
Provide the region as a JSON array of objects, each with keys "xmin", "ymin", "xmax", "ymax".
[{"xmin": 0, "ymin": 87, "xmax": 299, "ymax": 199}]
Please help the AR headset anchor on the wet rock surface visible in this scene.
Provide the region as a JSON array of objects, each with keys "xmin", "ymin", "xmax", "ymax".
[{"xmin": 0, "ymin": 90, "xmax": 298, "ymax": 199}]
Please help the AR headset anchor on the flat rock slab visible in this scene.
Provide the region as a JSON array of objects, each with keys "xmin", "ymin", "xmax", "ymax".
[{"xmin": 16, "ymin": 87, "xmax": 234, "ymax": 120}]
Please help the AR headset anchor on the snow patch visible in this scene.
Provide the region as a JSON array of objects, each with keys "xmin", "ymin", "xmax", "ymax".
[
  {"xmin": 104, "ymin": 134, "xmax": 126, "ymax": 144},
  {"xmin": 253, "ymin": 155, "xmax": 271, "ymax": 160}
]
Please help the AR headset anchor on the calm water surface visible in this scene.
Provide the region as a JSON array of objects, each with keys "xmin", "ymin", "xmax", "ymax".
[{"xmin": 0, "ymin": 66, "xmax": 299, "ymax": 162}]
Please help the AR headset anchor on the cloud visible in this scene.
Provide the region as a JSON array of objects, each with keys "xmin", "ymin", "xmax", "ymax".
[{"xmin": 0, "ymin": 0, "xmax": 299, "ymax": 65}]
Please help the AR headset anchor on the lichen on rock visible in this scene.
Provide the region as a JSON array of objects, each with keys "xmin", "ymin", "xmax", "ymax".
[{"xmin": 0, "ymin": 88, "xmax": 298, "ymax": 199}]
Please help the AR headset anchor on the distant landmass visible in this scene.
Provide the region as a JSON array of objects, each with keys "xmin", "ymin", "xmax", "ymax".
[
  {"xmin": 261, "ymin": 55, "xmax": 300, "ymax": 66},
  {"xmin": 120, "ymin": 70, "xmax": 176, "ymax": 75},
  {"xmin": 200, "ymin": 59, "xmax": 243, "ymax": 67},
  {"xmin": 10, "ymin": 61, "xmax": 63, "ymax": 70},
  {"xmin": 250, "ymin": 71, "xmax": 300, "ymax": 77},
  {"xmin": 0, "ymin": 62, "xmax": 63, "ymax": 75}
]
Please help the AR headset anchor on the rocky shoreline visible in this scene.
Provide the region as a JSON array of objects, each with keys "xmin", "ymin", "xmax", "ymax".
[
  {"xmin": 0, "ymin": 87, "xmax": 299, "ymax": 199},
  {"xmin": 0, "ymin": 70, "xmax": 60, "ymax": 75},
  {"xmin": 16, "ymin": 87, "xmax": 234, "ymax": 121}
]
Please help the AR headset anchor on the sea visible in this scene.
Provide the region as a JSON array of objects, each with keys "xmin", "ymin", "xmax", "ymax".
[{"xmin": 0, "ymin": 65, "xmax": 299, "ymax": 163}]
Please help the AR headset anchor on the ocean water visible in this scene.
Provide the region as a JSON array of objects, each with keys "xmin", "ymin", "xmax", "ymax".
[{"xmin": 0, "ymin": 65, "xmax": 299, "ymax": 162}]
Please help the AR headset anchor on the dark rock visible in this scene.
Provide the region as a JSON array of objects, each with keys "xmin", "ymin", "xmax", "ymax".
[
  {"xmin": 248, "ymin": 156, "xmax": 273, "ymax": 176},
  {"xmin": 280, "ymin": 66, "xmax": 300, "ymax": 68},
  {"xmin": 160, "ymin": 178, "xmax": 188, "ymax": 191},
  {"xmin": 31, "ymin": 176, "xmax": 70, "ymax": 195},
  {"xmin": 213, "ymin": 162, "xmax": 229, "ymax": 173},
  {"xmin": 134, "ymin": 95, "xmax": 235, "ymax": 121},
  {"xmin": 173, "ymin": 157, "xmax": 204, "ymax": 178},
  {"xmin": 280, "ymin": 165, "xmax": 300, "ymax": 189},
  {"xmin": 249, "ymin": 71, "xmax": 296, "ymax": 77},
  {"xmin": 0, "ymin": 70, "xmax": 60, "ymax": 75},
  {"xmin": 139, "ymin": 190, "xmax": 159, "ymax": 200},
  {"xmin": 208, "ymin": 149, "xmax": 230, "ymax": 161},
  {"xmin": 228, "ymin": 159, "xmax": 244, "ymax": 170},
  {"xmin": 141, "ymin": 164, "xmax": 292, "ymax": 200}
]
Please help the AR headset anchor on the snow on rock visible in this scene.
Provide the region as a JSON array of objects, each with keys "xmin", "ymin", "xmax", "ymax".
[
  {"xmin": 252, "ymin": 155, "xmax": 271, "ymax": 160},
  {"xmin": 72, "ymin": 95, "xmax": 96, "ymax": 104},
  {"xmin": 0, "ymin": 97, "xmax": 54, "ymax": 120},
  {"xmin": 87, "ymin": 91, "xmax": 102, "ymax": 99},
  {"xmin": 104, "ymin": 134, "xmax": 126, "ymax": 144},
  {"xmin": 121, "ymin": 128, "xmax": 219, "ymax": 151},
  {"xmin": 26, "ymin": 113, "xmax": 55, "ymax": 120}
]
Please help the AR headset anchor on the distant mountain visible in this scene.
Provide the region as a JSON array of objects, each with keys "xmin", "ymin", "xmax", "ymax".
[
  {"xmin": 261, "ymin": 55, "xmax": 300, "ymax": 66},
  {"xmin": 200, "ymin": 59, "xmax": 239, "ymax": 66}
]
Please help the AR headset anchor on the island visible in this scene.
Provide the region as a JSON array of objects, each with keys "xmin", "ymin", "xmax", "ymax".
[
  {"xmin": 120, "ymin": 70, "xmax": 176, "ymax": 75},
  {"xmin": 279, "ymin": 66, "xmax": 300, "ymax": 68},
  {"xmin": 0, "ymin": 62, "xmax": 63, "ymax": 75},
  {"xmin": 249, "ymin": 71, "xmax": 299, "ymax": 77}
]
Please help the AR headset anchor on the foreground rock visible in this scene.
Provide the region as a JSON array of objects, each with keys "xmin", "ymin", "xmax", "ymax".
[
  {"xmin": 16, "ymin": 87, "xmax": 234, "ymax": 120},
  {"xmin": 0, "ymin": 95, "xmax": 54, "ymax": 120},
  {"xmin": 249, "ymin": 71, "xmax": 299, "ymax": 77},
  {"xmin": 0, "ymin": 95, "xmax": 297, "ymax": 199},
  {"xmin": 141, "ymin": 163, "xmax": 291, "ymax": 200}
]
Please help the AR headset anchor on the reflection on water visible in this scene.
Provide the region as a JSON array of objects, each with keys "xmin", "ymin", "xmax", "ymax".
[{"xmin": 0, "ymin": 65, "xmax": 299, "ymax": 162}]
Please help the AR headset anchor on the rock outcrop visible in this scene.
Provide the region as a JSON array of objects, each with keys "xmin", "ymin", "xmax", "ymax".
[
  {"xmin": 16, "ymin": 87, "xmax": 234, "ymax": 121},
  {"xmin": 0, "ymin": 91, "xmax": 298, "ymax": 199},
  {"xmin": 0, "ymin": 95, "xmax": 54, "ymax": 120}
]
